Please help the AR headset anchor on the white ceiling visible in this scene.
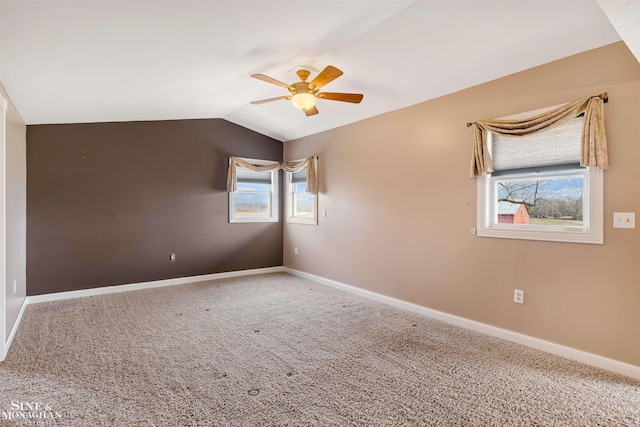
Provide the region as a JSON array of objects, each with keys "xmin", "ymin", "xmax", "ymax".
[{"xmin": 0, "ymin": 0, "xmax": 636, "ymax": 142}]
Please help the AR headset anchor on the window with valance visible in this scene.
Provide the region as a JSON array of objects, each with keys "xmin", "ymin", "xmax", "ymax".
[{"xmin": 469, "ymin": 94, "xmax": 607, "ymax": 244}]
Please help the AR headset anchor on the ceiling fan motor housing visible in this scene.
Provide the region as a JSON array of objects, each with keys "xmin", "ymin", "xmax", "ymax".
[{"xmin": 289, "ymin": 81, "xmax": 317, "ymax": 96}]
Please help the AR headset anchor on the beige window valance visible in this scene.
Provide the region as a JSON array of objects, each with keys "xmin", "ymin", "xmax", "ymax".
[
  {"xmin": 468, "ymin": 93, "xmax": 609, "ymax": 178},
  {"xmin": 226, "ymin": 156, "xmax": 318, "ymax": 194}
]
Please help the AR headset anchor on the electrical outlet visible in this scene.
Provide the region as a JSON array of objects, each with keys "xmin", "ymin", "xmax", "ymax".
[
  {"xmin": 13, "ymin": 280, "xmax": 17, "ymax": 294},
  {"xmin": 294, "ymin": 247, "xmax": 298, "ymax": 255},
  {"xmin": 514, "ymin": 289, "xmax": 524, "ymax": 304},
  {"xmin": 170, "ymin": 253, "xmax": 176, "ymax": 261}
]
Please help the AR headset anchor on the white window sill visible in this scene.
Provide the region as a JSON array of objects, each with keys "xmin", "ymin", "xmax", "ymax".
[
  {"xmin": 230, "ymin": 217, "xmax": 278, "ymax": 224},
  {"xmin": 286, "ymin": 217, "xmax": 317, "ymax": 225},
  {"xmin": 476, "ymin": 225, "xmax": 602, "ymax": 244}
]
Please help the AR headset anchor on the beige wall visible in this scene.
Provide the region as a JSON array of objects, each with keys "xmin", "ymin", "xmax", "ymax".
[
  {"xmin": 284, "ymin": 42, "xmax": 640, "ymax": 367},
  {"xmin": 1, "ymin": 82, "xmax": 27, "ymax": 339}
]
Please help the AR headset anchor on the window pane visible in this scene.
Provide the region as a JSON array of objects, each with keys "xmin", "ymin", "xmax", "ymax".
[
  {"xmin": 234, "ymin": 193, "xmax": 270, "ymax": 217},
  {"xmin": 237, "ymin": 182, "xmax": 270, "ymax": 192},
  {"xmin": 294, "ymin": 182, "xmax": 307, "ymax": 193},
  {"xmin": 294, "ymin": 193, "xmax": 315, "ymax": 217},
  {"xmin": 495, "ymin": 176, "xmax": 584, "ymax": 226}
]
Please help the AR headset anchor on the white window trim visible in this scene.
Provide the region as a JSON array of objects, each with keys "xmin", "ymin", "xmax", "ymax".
[
  {"xmin": 229, "ymin": 157, "xmax": 279, "ymax": 223},
  {"xmin": 285, "ymin": 157, "xmax": 318, "ymax": 225},
  {"xmin": 0, "ymin": 95, "xmax": 7, "ymax": 362},
  {"xmin": 477, "ymin": 167, "xmax": 603, "ymax": 244}
]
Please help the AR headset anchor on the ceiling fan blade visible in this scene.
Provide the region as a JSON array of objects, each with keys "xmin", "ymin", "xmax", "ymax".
[
  {"xmin": 304, "ymin": 106, "xmax": 319, "ymax": 116},
  {"xmin": 317, "ymin": 92, "xmax": 363, "ymax": 104},
  {"xmin": 251, "ymin": 74, "xmax": 291, "ymax": 89},
  {"xmin": 309, "ymin": 66, "xmax": 343, "ymax": 90},
  {"xmin": 250, "ymin": 96, "xmax": 291, "ymax": 105}
]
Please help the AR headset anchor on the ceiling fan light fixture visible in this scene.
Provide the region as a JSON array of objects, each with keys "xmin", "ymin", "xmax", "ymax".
[
  {"xmin": 250, "ymin": 65, "xmax": 362, "ymax": 116},
  {"xmin": 291, "ymin": 93, "xmax": 316, "ymax": 111}
]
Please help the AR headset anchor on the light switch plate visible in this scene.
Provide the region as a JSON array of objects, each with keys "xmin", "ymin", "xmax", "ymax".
[{"xmin": 613, "ymin": 212, "xmax": 635, "ymax": 229}]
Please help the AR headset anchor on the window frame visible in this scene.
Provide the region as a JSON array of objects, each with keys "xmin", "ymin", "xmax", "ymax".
[
  {"xmin": 228, "ymin": 157, "xmax": 279, "ymax": 224},
  {"xmin": 285, "ymin": 158, "xmax": 318, "ymax": 225},
  {"xmin": 476, "ymin": 127, "xmax": 603, "ymax": 245}
]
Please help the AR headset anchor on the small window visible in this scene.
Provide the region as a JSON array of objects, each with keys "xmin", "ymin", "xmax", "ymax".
[
  {"xmin": 229, "ymin": 158, "xmax": 279, "ymax": 223},
  {"xmin": 286, "ymin": 158, "xmax": 318, "ymax": 225},
  {"xmin": 477, "ymin": 108, "xmax": 603, "ymax": 244}
]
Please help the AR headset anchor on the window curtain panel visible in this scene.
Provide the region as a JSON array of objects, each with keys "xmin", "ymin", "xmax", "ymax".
[
  {"xmin": 469, "ymin": 95, "xmax": 608, "ymax": 178},
  {"xmin": 226, "ymin": 156, "xmax": 318, "ymax": 194}
]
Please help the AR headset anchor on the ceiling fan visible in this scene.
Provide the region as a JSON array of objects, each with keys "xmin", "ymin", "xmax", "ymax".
[{"xmin": 250, "ymin": 65, "xmax": 363, "ymax": 116}]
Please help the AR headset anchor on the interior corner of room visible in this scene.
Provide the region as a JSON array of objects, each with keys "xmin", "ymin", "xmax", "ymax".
[{"xmin": 0, "ymin": 0, "xmax": 638, "ymax": 394}]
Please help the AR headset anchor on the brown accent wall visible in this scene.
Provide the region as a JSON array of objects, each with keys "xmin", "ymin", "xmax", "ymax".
[
  {"xmin": 284, "ymin": 42, "xmax": 640, "ymax": 366},
  {"xmin": 27, "ymin": 119, "xmax": 283, "ymax": 295}
]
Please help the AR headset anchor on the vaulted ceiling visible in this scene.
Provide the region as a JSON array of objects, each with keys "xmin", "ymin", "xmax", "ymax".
[{"xmin": 0, "ymin": 0, "xmax": 637, "ymax": 142}]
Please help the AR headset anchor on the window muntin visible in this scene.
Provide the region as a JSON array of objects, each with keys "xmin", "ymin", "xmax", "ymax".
[
  {"xmin": 286, "ymin": 160, "xmax": 318, "ymax": 224},
  {"xmin": 477, "ymin": 108, "xmax": 602, "ymax": 244},
  {"xmin": 229, "ymin": 158, "xmax": 279, "ymax": 223}
]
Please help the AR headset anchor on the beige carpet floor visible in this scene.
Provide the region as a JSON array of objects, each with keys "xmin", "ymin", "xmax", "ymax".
[{"xmin": 0, "ymin": 272, "xmax": 638, "ymax": 426}]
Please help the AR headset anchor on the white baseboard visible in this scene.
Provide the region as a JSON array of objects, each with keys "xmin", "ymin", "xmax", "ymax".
[
  {"xmin": 284, "ymin": 267, "xmax": 640, "ymax": 381},
  {"xmin": 26, "ymin": 266, "xmax": 285, "ymax": 304},
  {"xmin": 3, "ymin": 297, "xmax": 28, "ymax": 360}
]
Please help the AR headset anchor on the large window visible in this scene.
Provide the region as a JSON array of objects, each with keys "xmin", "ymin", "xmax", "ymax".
[
  {"xmin": 229, "ymin": 158, "xmax": 279, "ymax": 223},
  {"xmin": 477, "ymin": 109, "xmax": 603, "ymax": 244},
  {"xmin": 285, "ymin": 158, "xmax": 318, "ymax": 225}
]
